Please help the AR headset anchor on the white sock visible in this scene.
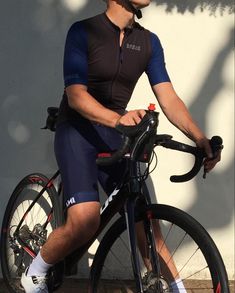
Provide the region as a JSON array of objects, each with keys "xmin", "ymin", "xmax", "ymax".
[
  {"xmin": 27, "ymin": 251, "xmax": 53, "ymax": 277},
  {"xmin": 170, "ymin": 278, "xmax": 187, "ymax": 293}
]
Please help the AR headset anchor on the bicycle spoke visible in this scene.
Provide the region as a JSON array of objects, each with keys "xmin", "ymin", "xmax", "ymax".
[{"xmin": 183, "ymin": 265, "xmax": 209, "ymax": 281}]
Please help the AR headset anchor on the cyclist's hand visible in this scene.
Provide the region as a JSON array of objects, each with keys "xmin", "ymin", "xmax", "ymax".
[
  {"xmin": 196, "ymin": 137, "xmax": 222, "ymax": 173},
  {"xmin": 116, "ymin": 109, "xmax": 146, "ymax": 126}
]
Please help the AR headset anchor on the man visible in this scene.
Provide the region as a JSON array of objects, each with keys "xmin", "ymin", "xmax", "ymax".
[{"xmin": 21, "ymin": 0, "xmax": 221, "ymax": 292}]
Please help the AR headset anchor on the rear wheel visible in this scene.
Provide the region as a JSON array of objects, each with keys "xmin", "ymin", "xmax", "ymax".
[
  {"xmin": 1, "ymin": 173, "xmax": 63, "ymax": 293},
  {"xmin": 90, "ymin": 204, "xmax": 229, "ymax": 293}
]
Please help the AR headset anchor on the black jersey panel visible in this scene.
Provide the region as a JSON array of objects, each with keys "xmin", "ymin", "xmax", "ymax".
[{"xmin": 58, "ymin": 13, "xmax": 170, "ymax": 123}]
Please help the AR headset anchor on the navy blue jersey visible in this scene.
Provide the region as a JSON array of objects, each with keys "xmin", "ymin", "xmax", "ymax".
[{"xmin": 58, "ymin": 13, "xmax": 170, "ymax": 123}]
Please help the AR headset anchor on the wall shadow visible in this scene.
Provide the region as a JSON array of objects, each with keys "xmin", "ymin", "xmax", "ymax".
[
  {"xmin": 188, "ymin": 27, "xmax": 234, "ymax": 227},
  {"xmin": 0, "ymin": 0, "xmax": 106, "ymax": 180},
  {"xmin": 151, "ymin": 0, "xmax": 234, "ymax": 14},
  {"xmin": 0, "ymin": 0, "xmax": 106, "ymax": 277},
  {"xmin": 147, "ymin": 25, "xmax": 234, "ymax": 230}
]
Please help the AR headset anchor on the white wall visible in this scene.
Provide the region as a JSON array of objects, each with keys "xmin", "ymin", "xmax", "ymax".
[
  {"xmin": 131, "ymin": 4, "xmax": 234, "ymax": 280},
  {"xmin": 0, "ymin": 0, "xmax": 234, "ymax": 280}
]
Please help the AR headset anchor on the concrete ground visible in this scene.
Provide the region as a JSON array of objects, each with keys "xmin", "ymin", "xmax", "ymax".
[{"xmin": 0, "ymin": 278, "xmax": 234, "ymax": 293}]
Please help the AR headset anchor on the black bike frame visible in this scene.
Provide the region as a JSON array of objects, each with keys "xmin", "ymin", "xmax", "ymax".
[
  {"xmin": 13, "ymin": 127, "xmax": 222, "ymax": 291},
  {"xmin": 64, "ymin": 157, "xmax": 162, "ymax": 293}
]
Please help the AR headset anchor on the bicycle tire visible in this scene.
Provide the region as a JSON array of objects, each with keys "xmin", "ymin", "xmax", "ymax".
[
  {"xmin": 1, "ymin": 173, "xmax": 63, "ymax": 293},
  {"xmin": 90, "ymin": 204, "xmax": 229, "ymax": 293}
]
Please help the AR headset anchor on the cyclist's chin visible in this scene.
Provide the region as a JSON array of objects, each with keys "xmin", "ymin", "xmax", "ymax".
[{"xmin": 130, "ymin": 0, "xmax": 151, "ymax": 9}]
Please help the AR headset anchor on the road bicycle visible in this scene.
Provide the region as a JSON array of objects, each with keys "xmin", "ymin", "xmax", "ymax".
[{"xmin": 1, "ymin": 105, "xmax": 229, "ymax": 292}]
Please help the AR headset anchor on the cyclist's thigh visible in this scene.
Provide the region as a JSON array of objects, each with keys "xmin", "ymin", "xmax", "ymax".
[
  {"xmin": 54, "ymin": 119, "xmax": 124, "ymax": 208},
  {"xmin": 54, "ymin": 120, "xmax": 100, "ymax": 209},
  {"xmin": 96, "ymin": 127, "xmax": 127, "ymax": 195}
]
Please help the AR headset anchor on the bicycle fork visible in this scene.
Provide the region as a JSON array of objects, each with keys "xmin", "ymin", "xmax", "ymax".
[
  {"xmin": 125, "ymin": 198, "xmax": 164, "ymax": 293},
  {"xmin": 124, "ymin": 196, "xmax": 144, "ymax": 293}
]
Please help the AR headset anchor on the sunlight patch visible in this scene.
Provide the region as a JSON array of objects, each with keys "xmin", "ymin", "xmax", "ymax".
[
  {"xmin": 8, "ymin": 121, "xmax": 30, "ymax": 144},
  {"xmin": 61, "ymin": 0, "xmax": 86, "ymax": 12}
]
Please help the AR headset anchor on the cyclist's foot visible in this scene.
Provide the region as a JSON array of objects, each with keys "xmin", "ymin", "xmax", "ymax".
[{"xmin": 21, "ymin": 267, "xmax": 48, "ymax": 293}]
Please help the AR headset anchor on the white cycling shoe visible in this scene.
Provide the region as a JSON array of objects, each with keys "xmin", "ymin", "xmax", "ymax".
[{"xmin": 21, "ymin": 268, "xmax": 48, "ymax": 293}]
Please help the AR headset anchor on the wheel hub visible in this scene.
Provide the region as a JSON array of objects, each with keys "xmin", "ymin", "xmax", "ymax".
[{"xmin": 143, "ymin": 272, "xmax": 170, "ymax": 293}]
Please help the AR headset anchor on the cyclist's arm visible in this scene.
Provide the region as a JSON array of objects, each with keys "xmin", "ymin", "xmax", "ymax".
[
  {"xmin": 152, "ymin": 82, "xmax": 221, "ymax": 171},
  {"xmin": 66, "ymin": 84, "xmax": 120, "ymax": 127},
  {"xmin": 152, "ymin": 82, "xmax": 206, "ymax": 143},
  {"xmin": 146, "ymin": 33, "xmax": 207, "ymax": 146},
  {"xmin": 66, "ymin": 85, "xmax": 146, "ymax": 127}
]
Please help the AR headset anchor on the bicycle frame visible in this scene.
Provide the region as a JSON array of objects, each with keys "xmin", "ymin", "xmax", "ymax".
[
  {"xmin": 64, "ymin": 159, "xmax": 159, "ymax": 293},
  {"xmin": 13, "ymin": 135, "xmax": 221, "ymax": 290}
]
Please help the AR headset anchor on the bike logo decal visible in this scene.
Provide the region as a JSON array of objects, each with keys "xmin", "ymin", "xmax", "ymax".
[{"xmin": 101, "ymin": 189, "xmax": 120, "ymax": 213}]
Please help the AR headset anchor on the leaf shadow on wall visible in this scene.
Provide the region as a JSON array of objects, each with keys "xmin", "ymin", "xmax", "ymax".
[{"xmin": 151, "ymin": 0, "xmax": 234, "ymax": 14}]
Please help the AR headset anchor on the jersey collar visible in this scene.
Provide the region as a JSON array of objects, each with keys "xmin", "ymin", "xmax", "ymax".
[{"xmin": 102, "ymin": 12, "xmax": 136, "ymax": 33}]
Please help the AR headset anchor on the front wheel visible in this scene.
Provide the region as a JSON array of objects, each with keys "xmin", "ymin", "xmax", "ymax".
[
  {"xmin": 90, "ymin": 204, "xmax": 229, "ymax": 293},
  {"xmin": 0, "ymin": 173, "xmax": 63, "ymax": 293}
]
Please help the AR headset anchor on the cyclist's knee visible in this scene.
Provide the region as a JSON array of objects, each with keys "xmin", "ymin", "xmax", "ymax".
[{"xmin": 65, "ymin": 201, "xmax": 100, "ymax": 241}]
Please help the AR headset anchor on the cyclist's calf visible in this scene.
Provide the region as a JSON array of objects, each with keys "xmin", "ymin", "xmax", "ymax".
[{"xmin": 41, "ymin": 202, "xmax": 101, "ymax": 264}]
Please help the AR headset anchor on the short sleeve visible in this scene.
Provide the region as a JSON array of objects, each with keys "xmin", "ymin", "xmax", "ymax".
[
  {"xmin": 63, "ymin": 22, "xmax": 88, "ymax": 87},
  {"xmin": 145, "ymin": 33, "xmax": 170, "ymax": 86}
]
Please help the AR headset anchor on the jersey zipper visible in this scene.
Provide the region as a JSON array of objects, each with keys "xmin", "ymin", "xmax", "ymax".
[
  {"xmin": 110, "ymin": 31, "xmax": 128, "ymax": 98},
  {"xmin": 120, "ymin": 46, "xmax": 124, "ymax": 64}
]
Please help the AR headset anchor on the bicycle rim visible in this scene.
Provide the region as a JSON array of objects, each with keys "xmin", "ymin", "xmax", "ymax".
[
  {"xmin": 1, "ymin": 173, "xmax": 61, "ymax": 293},
  {"xmin": 90, "ymin": 204, "xmax": 229, "ymax": 293}
]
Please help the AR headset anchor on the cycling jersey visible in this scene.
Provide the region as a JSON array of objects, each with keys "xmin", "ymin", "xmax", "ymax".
[{"xmin": 58, "ymin": 12, "xmax": 170, "ymax": 123}]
